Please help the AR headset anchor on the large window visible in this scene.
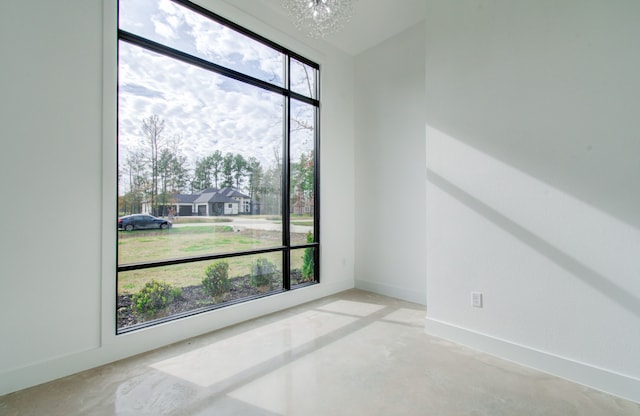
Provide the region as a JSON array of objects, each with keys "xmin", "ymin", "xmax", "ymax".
[{"xmin": 117, "ymin": 0, "xmax": 319, "ymax": 333}]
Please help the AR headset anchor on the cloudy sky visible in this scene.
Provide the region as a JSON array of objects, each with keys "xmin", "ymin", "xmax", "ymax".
[{"xmin": 118, "ymin": 0, "xmax": 316, "ymax": 180}]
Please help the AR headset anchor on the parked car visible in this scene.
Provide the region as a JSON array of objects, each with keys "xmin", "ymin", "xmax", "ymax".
[{"xmin": 118, "ymin": 214, "xmax": 172, "ymax": 231}]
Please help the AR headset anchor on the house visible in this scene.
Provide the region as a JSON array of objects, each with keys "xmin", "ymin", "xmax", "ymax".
[
  {"xmin": 141, "ymin": 187, "xmax": 252, "ymax": 216},
  {"xmin": 2, "ymin": 0, "xmax": 639, "ymax": 408},
  {"xmin": 170, "ymin": 193, "xmax": 199, "ymax": 217},
  {"xmin": 183, "ymin": 187, "xmax": 252, "ymax": 216}
]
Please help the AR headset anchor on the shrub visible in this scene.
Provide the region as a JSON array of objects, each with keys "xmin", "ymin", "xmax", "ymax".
[
  {"xmin": 132, "ymin": 280, "xmax": 180, "ymax": 316},
  {"xmin": 202, "ymin": 261, "xmax": 231, "ymax": 298},
  {"xmin": 302, "ymin": 232, "xmax": 314, "ymax": 280},
  {"xmin": 251, "ymin": 257, "xmax": 277, "ymax": 290}
]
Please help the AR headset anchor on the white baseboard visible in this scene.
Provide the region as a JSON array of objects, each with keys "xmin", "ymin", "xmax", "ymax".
[
  {"xmin": 424, "ymin": 317, "xmax": 640, "ymax": 404},
  {"xmin": 354, "ymin": 279, "xmax": 426, "ymax": 305}
]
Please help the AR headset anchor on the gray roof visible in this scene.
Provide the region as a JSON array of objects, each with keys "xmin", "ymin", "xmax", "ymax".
[
  {"xmin": 194, "ymin": 192, "xmax": 236, "ymax": 204},
  {"xmin": 174, "ymin": 187, "xmax": 249, "ymax": 204},
  {"xmin": 219, "ymin": 187, "xmax": 250, "ymax": 198},
  {"xmin": 173, "ymin": 194, "xmax": 199, "ymax": 203}
]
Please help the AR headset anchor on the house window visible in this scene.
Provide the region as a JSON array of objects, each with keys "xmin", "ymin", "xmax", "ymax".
[{"xmin": 116, "ymin": 0, "xmax": 319, "ymax": 333}]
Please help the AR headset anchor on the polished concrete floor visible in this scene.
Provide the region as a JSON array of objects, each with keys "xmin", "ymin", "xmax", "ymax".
[{"xmin": 1, "ymin": 289, "xmax": 639, "ymax": 415}]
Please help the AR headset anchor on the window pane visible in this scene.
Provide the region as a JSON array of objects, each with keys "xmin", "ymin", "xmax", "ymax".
[
  {"xmin": 290, "ymin": 58, "xmax": 317, "ymax": 99},
  {"xmin": 118, "ymin": 252, "xmax": 284, "ymax": 330},
  {"xmin": 117, "ymin": 0, "xmax": 319, "ymax": 332},
  {"xmin": 290, "ymin": 99, "xmax": 315, "ymax": 243},
  {"xmin": 118, "ymin": 42, "xmax": 283, "ymax": 265},
  {"xmin": 291, "ymin": 247, "xmax": 315, "ymax": 286},
  {"xmin": 119, "ymin": 0, "xmax": 285, "ymax": 87}
]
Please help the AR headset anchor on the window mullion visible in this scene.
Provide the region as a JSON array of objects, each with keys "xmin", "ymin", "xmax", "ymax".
[
  {"xmin": 118, "ymin": 30, "xmax": 288, "ymax": 97},
  {"xmin": 283, "ymin": 56, "xmax": 292, "ymax": 291},
  {"xmin": 313, "ymin": 100, "xmax": 320, "ymax": 283}
]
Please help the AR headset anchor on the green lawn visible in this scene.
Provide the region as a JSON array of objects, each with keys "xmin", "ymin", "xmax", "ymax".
[
  {"xmin": 172, "ymin": 217, "xmax": 233, "ymax": 224},
  {"xmin": 291, "ymin": 220, "xmax": 314, "ymax": 226},
  {"xmin": 118, "ymin": 226, "xmax": 278, "ymax": 264},
  {"xmin": 117, "ymin": 225, "xmax": 310, "ymax": 294},
  {"xmin": 118, "ymin": 252, "xmax": 286, "ymax": 294}
]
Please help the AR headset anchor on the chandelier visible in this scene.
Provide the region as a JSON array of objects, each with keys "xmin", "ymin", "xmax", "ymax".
[{"xmin": 283, "ymin": 0, "xmax": 355, "ymax": 38}]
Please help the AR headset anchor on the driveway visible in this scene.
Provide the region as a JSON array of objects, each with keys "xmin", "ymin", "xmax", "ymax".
[{"xmin": 172, "ymin": 216, "xmax": 312, "ymax": 234}]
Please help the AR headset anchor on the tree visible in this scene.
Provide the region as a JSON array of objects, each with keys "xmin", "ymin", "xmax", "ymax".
[
  {"xmin": 191, "ymin": 150, "xmax": 224, "ymax": 192},
  {"xmin": 246, "ymin": 156, "xmax": 263, "ymax": 200},
  {"xmin": 302, "ymin": 231, "xmax": 314, "ymax": 280},
  {"xmin": 291, "ymin": 150, "xmax": 314, "ymax": 216},
  {"xmin": 192, "ymin": 156, "xmax": 213, "ymax": 192},
  {"xmin": 165, "ymin": 135, "xmax": 189, "ymax": 193},
  {"xmin": 221, "ymin": 152, "xmax": 235, "ymax": 188},
  {"xmin": 141, "ymin": 115, "xmax": 165, "ymax": 215},
  {"xmin": 210, "ymin": 150, "xmax": 223, "ymax": 188},
  {"xmin": 120, "ymin": 150, "xmax": 148, "ymax": 215},
  {"xmin": 258, "ymin": 146, "xmax": 283, "ymax": 215},
  {"xmin": 232, "ymin": 153, "xmax": 247, "ymax": 190},
  {"xmin": 158, "ymin": 145, "xmax": 188, "ymax": 213}
]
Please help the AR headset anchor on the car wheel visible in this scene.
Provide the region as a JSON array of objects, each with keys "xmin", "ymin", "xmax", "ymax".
[
  {"xmin": 160, "ymin": 223, "xmax": 168, "ymax": 229},
  {"xmin": 125, "ymin": 224, "xmax": 134, "ymax": 231}
]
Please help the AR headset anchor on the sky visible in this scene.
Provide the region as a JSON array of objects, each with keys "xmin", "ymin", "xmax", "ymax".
[{"xmin": 118, "ymin": 0, "xmax": 316, "ymax": 184}]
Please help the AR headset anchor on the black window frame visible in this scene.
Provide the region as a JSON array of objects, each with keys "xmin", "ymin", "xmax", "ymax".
[{"xmin": 116, "ymin": 0, "xmax": 320, "ymax": 334}]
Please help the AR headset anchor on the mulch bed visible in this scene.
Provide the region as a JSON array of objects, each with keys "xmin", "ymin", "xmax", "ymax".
[{"xmin": 117, "ymin": 271, "xmax": 311, "ymax": 330}]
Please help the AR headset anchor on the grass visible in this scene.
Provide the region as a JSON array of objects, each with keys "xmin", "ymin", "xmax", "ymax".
[
  {"xmin": 118, "ymin": 250, "xmax": 300, "ymax": 294},
  {"xmin": 264, "ymin": 220, "xmax": 313, "ymax": 226},
  {"xmin": 291, "ymin": 220, "xmax": 314, "ymax": 226},
  {"xmin": 173, "ymin": 217, "xmax": 232, "ymax": 224},
  {"xmin": 172, "ymin": 225, "xmax": 234, "ymax": 234},
  {"xmin": 118, "ymin": 226, "xmax": 279, "ymax": 264},
  {"xmin": 117, "ymin": 219, "xmax": 312, "ymax": 294},
  {"xmin": 118, "ymin": 216, "xmax": 313, "ymax": 293}
]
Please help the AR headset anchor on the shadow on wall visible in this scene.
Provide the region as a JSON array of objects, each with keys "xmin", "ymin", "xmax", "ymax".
[{"xmin": 425, "ymin": 125, "xmax": 640, "ymax": 319}]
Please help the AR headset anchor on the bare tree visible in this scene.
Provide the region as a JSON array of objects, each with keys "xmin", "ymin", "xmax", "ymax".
[
  {"xmin": 120, "ymin": 150, "xmax": 148, "ymax": 215},
  {"xmin": 141, "ymin": 115, "xmax": 165, "ymax": 215}
]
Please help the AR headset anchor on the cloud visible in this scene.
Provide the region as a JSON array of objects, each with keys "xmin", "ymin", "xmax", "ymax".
[
  {"xmin": 152, "ymin": 19, "xmax": 177, "ymax": 39},
  {"xmin": 118, "ymin": 41, "xmax": 285, "ymax": 170},
  {"xmin": 120, "ymin": 83, "xmax": 165, "ymax": 99},
  {"xmin": 118, "ymin": 0, "xmax": 316, "ymax": 185}
]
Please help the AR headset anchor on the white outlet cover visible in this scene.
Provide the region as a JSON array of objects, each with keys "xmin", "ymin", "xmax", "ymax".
[{"xmin": 471, "ymin": 292, "xmax": 483, "ymax": 308}]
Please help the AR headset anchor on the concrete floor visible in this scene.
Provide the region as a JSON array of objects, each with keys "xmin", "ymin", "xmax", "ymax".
[{"xmin": 1, "ymin": 289, "xmax": 639, "ymax": 415}]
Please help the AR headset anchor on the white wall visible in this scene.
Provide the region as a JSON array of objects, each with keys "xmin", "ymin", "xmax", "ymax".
[
  {"xmin": 0, "ymin": 0, "xmax": 355, "ymax": 395},
  {"xmin": 1, "ymin": 0, "xmax": 103, "ymax": 386},
  {"xmin": 4, "ymin": 0, "xmax": 638, "ymax": 403},
  {"xmin": 424, "ymin": 0, "xmax": 640, "ymax": 402},
  {"xmin": 354, "ymin": 23, "xmax": 427, "ymax": 304}
]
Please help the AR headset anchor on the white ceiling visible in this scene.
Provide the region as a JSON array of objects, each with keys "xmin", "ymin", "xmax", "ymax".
[{"xmin": 254, "ymin": 0, "xmax": 427, "ymax": 56}]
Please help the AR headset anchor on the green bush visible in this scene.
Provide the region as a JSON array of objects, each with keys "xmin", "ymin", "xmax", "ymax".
[
  {"xmin": 302, "ymin": 232, "xmax": 314, "ymax": 280},
  {"xmin": 202, "ymin": 261, "xmax": 231, "ymax": 298},
  {"xmin": 132, "ymin": 280, "xmax": 181, "ymax": 315},
  {"xmin": 251, "ymin": 257, "xmax": 277, "ymax": 289}
]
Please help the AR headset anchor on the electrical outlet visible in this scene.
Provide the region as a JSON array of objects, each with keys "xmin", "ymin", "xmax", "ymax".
[{"xmin": 471, "ymin": 292, "xmax": 483, "ymax": 308}]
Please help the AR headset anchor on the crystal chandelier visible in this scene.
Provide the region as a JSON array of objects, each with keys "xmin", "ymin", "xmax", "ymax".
[{"xmin": 283, "ymin": 0, "xmax": 355, "ymax": 38}]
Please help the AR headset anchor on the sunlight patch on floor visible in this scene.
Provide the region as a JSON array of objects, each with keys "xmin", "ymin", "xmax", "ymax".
[{"xmin": 149, "ymin": 309, "xmax": 357, "ymax": 387}]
